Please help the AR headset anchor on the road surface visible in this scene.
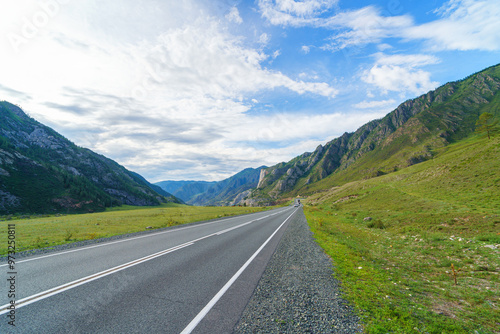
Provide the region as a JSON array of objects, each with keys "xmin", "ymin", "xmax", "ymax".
[{"xmin": 1, "ymin": 206, "xmax": 298, "ymax": 333}]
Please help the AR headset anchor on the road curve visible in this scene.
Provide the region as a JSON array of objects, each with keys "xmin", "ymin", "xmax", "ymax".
[{"xmin": 1, "ymin": 206, "xmax": 298, "ymax": 333}]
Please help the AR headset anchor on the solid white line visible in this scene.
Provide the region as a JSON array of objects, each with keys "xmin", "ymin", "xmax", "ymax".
[
  {"xmin": 215, "ymin": 211, "xmax": 282, "ymax": 235},
  {"xmin": 0, "ymin": 207, "xmax": 291, "ymax": 267},
  {"xmin": 0, "ymin": 207, "xmax": 294, "ymax": 314},
  {"xmin": 180, "ymin": 208, "xmax": 297, "ymax": 334},
  {"xmin": 0, "ymin": 242, "xmax": 193, "ymax": 315}
]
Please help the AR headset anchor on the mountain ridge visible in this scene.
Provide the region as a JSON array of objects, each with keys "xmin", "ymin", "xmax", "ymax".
[
  {"xmin": 246, "ymin": 63, "xmax": 500, "ymax": 204},
  {"xmin": 0, "ymin": 101, "xmax": 180, "ymax": 214},
  {"xmin": 156, "ymin": 166, "xmax": 266, "ymax": 206},
  {"xmin": 154, "ymin": 180, "xmax": 216, "ymax": 203}
]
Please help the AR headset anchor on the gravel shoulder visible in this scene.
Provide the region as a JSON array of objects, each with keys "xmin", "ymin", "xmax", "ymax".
[{"xmin": 235, "ymin": 208, "xmax": 363, "ymax": 333}]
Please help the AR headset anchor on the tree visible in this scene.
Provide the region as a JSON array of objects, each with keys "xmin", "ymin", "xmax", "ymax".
[{"xmin": 475, "ymin": 112, "xmax": 499, "ymax": 139}]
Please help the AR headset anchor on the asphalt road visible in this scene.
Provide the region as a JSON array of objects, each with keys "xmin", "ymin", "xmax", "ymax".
[{"xmin": 0, "ymin": 206, "xmax": 299, "ymax": 333}]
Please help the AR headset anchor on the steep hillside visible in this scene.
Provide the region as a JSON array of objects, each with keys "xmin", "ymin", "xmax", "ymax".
[
  {"xmin": 155, "ymin": 180, "xmax": 216, "ymax": 203},
  {"xmin": 0, "ymin": 101, "xmax": 179, "ymax": 214},
  {"xmin": 303, "ymin": 134, "xmax": 500, "ymax": 332},
  {"xmin": 250, "ymin": 63, "xmax": 500, "ymax": 203},
  {"xmin": 189, "ymin": 167, "xmax": 266, "ymax": 206}
]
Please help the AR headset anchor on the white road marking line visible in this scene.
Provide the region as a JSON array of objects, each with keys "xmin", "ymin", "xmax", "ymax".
[
  {"xmin": 0, "ymin": 242, "xmax": 192, "ymax": 315},
  {"xmin": 0, "ymin": 207, "xmax": 292, "ymax": 267},
  {"xmin": 180, "ymin": 208, "xmax": 297, "ymax": 334},
  {"xmin": 0, "ymin": 208, "xmax": 294, "ymax": 314}
]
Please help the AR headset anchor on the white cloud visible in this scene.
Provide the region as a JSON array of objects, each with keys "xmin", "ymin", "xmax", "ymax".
[
  {"xmin": 362, "ymin": 65, "xmax": 438, "ymax": 96},
  {"xmin": 374, "ymin": 53, "xmax": 441, "ymax": 68},
  {"xmin": 0, "ymin": 1, "xmax": 339, "ymax": 181},
  {"xmin": 271, "ymin": 0, "xmax": 338, "ymax": 17},
  {"xmin": 301, "ymin": 45, "xmax": 310, "ymax": 53},
  {"xmin": 259, "ymin": 0, "xmax": 500, "ymax": 52},
  {"xmin": 230, "ymin": 111, "xmax": 382, "ymax": 144},
  {"xmin": 259, "ymin": 32, "xmax": 270, "ymax": 45},
  {"xmin": 361, "ymin": 53, "xmax": 440, "ymax": 96},
  {"xmin": 354, "ymin": 99, "xmax": 396, "ymax": 109},
  {"xmin": 406, "ymin": 0, "xmax": 500, "ymax": 51},
  {"xmin": 321, "ymin": 6, "xmax": 413, "ymax": 51},
  {"xmin": 226, "ymin": 6, "xmax": 243, "ymax": 24},
  {"xmin": 377, "ymin": 43, "xmax": 392, "ymax": 51},
  {"xmin": 258, "ymin": 0, "xmax": 338, "ymax": 26}
]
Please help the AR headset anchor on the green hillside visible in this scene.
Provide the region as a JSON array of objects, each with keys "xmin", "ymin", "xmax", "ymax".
[
  {"xmin": 304, "ymin": 134, "xmax": 500, "ymax": 332},
  {"xmin": 0, "ymin": 101, "xmax": 180, "ymax": 215},
  {"xmin": 250, "ymin": 64, "xmax": 500, "ymax": 203}
]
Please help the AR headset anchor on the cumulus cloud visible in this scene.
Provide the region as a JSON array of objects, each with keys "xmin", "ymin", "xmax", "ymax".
[
  {"xmin": 361, "ymin": 53, "xmax": 440, "ymax": 96},
  {"xmin": 131, "ymin": 21, "xmax": 337, "ymax": 101},
  {"xmin": 0, "ymin": 1, "xmax": 340, "ymax": 181}
]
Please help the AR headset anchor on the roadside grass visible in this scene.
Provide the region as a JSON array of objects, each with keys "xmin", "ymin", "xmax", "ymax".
[
  {"xmin": 0, "ymin": 204, "xmax": 267, "ymax": 256},
  {"xmin": 304, "ymin": 135, "xmax": 500, "ymax": 333}
]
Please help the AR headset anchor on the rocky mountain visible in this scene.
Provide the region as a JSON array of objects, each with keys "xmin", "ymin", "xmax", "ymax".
[
  {"xmin": 156, "ymin": 166, "xmax": 266, "ymax": 206},
  {"xmin": 154, "ymin": 180, "xmax": 216, "ymax": 203},
  {"xmin": 0, "ymin": 101, "xmax": 180, "ymax": 214},
  {"xmin": 249, "ymin": 63, "xmax": 500, "ymax": 204}
]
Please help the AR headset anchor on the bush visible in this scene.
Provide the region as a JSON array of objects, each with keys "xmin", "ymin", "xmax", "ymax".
[{"xmin": 367, "ymin": 220, "xmax": 386, "ymax": 229}]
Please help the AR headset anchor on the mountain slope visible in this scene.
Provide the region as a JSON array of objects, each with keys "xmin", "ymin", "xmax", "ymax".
[
  {"xmin": 303, "ymin": 134, "xmax": 500, "ymax": 333},
  {"xmin": 189, "ymin": 166, "xmax": 266, "ymax": 206},
  {"xmin": 156, "ymin": 167, "xmax": 266, "ymax": 206},
  {"xmin": 155, "ymin": 180, "xmax": 216, "ymax": 203},
  {"xmin": 0, "ymin": 101, "xmax": 179, "ymax": 214},
  {"xmin": 250, "ymin": 63, "xmax": 500, "ymax": 203}
]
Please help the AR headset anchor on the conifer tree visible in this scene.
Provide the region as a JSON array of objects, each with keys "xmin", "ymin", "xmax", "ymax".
[{"xmin": 475, "ymin": 112, "xmax": 499, "ymax": 139}]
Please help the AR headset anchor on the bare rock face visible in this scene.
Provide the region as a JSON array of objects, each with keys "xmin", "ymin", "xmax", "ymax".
[
  {"xmin": 256, "ymin": 168, "xmax": 268, "ymax": 189},
  {"xmin": 0, "ymin": 190, "xmax": 20, "ymax": 212}
]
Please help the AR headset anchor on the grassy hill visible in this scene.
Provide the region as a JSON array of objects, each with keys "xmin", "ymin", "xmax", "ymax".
[{"xmin": 303, "ymin": 134, "xmax": 499, "ymax": 332}]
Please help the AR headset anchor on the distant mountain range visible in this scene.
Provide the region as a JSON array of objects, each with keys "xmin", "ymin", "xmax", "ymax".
[
  {"xmin": 155, "ymin": 167, "xmax": 265, "ymax": 206},
  {"xmin": 0, "ymin": 102, "xmax": 180, "ymax": 215}
]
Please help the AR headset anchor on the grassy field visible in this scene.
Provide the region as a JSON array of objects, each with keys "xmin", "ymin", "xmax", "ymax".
[
  {"xmin": 304, "ymin": 135, "xmax": 499, "ymax": 333},
  {"xmin": 0, "ymin": 203, "xmax": 267, "ymax": 256}
]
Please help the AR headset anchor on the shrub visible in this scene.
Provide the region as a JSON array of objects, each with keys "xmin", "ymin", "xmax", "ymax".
[{"xmin": 367, "ymin": 220, "xmax": 386, "ymax": 229}]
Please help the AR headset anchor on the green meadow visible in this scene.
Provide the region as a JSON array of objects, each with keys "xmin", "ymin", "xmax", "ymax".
[
  {"xmin": 0, "ymin": 204, "xmax": 267, "ymax": 256},
  {"xmin": 304, "ymin": 135, "xmax": 499, "ymax": 333}
]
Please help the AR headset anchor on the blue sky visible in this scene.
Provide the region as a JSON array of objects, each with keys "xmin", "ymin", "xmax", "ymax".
[{"xmin": 0, "ymin": 0, "xmax": 499, "ymax": 182}]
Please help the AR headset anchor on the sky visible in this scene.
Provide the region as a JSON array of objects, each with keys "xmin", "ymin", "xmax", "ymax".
[{"xmin": 0, "ymin": 0, "xmax": 499, "ymax": 182}]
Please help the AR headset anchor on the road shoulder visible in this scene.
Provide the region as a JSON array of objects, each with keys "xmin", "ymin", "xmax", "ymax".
[{"xmin": 234, "ymin": 208, "xmax": 363, "ymax": 333}]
